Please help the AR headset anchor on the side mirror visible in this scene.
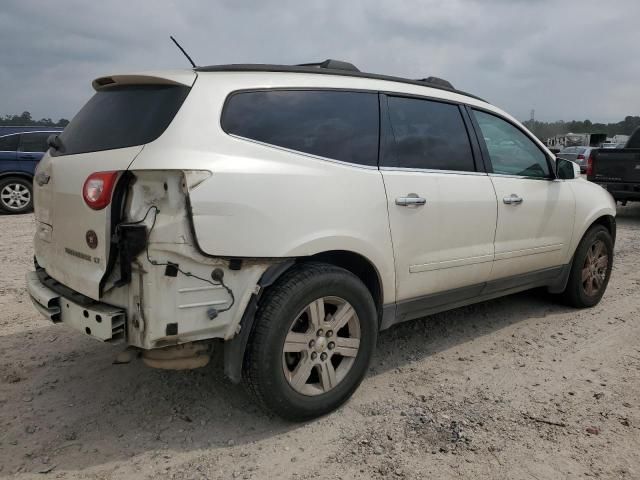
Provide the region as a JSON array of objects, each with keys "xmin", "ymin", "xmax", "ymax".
[{"xmin": 556, "ymin": 157, "xmax": 579, "ymax": 179}]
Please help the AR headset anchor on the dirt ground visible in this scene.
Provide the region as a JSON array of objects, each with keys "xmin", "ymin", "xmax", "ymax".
[{"xmin": 1, "ymin": 204, "xmax": 639, "ymax": 480}]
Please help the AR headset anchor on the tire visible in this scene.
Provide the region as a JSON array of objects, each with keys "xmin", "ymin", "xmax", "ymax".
[
  {"xmin": 561, "ymin": 225, "xmax": 613, "ymax": 308},
  {"xmin": 243, "ymin": 262, "xmax": 377, "ymax": 421},
  {"xmin": 0, "ymin": 177, "xmax": 33, "ymax": 214}
]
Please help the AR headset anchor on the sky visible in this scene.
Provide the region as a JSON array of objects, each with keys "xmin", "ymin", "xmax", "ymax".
[{"xmin": 1, "ymin": 0, "xmax": 638, "ymax": 123}]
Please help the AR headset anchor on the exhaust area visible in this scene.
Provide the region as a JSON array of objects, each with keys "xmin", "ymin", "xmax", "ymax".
[{"xmin": 142, "ymin": 342, "xmax": 210, "ymax": 370}]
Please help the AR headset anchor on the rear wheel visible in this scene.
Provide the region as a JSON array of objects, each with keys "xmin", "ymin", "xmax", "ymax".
[
  {"xmin": 0, "ymin": 177, "xmax": 33, "ymax": 214},
  {"xmin": 243, "ymin": 262, "xmax": 377, "ymax": 421},
  {"xmin": 562, "ymin": 225, "xmax": 613, "ymax": 307}
]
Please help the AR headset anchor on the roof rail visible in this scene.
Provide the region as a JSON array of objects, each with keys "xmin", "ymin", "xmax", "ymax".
[
  {"xmin": 194, "ymin": 64, "xmax": 486, "ymax": 102},
  {"xmin": 296, "ymin": 59, "xmax": 360, "ymax": 72},
  {"xmin": 416, "ymin": 76, "xmax": 454, "ymax": 89}
]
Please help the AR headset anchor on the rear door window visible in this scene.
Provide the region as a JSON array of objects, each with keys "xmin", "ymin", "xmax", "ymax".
[
  {"xmin": 55, "ymin": 84, "xmax": 190, "ymax": 156},
  {"xmin": 0, "ymin": 134, "xmax": 19, "ymax": 151},
  {"xmin": 222, "ymin": 90, "xmax": 379, "ymax": 166},
  {"xmin": 382, "ymin": 96, "xmax": 475, "ymax": 171},
  {"xmin": 19, "ymin": 132, "xmax": 50, "ymax": 152}
]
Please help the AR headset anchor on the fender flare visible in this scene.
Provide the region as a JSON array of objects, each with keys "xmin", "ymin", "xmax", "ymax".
[{"xmin": 223, "ymin": 259, "xmax": 295, "ymax": 383}]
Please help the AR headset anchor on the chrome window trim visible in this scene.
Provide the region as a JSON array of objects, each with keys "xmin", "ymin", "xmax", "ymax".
[
  {"xmin": 380, "ymin": 166, "xmax": 487, "ymax": 176},
  {"xmin": 488, "ymin": 172, "xmax": 553, "ymax": 181},
  {"xmin": 226, "ymin": 133, "xmax": 380, "ymax": 170}
]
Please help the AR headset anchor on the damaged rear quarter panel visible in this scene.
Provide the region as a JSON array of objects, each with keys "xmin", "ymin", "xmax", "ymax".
[{"xmin": 101, "ymin": 170, "xmax": 275, "ymax": 349}]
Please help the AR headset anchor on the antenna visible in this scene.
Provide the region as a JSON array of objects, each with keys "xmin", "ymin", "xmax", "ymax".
[{"xmin": 170, "ymin": 36, "xmax": 197, "ymax": 68}]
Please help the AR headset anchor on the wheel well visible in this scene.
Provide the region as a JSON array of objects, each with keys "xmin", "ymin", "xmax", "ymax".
[
  {"xmin": 0, "ymin": 173, "xmax": 33, "ymax": 183},
  {"xmin": 591, "ymin": 215, "xmax": 616, "ymax": 244},
  {"xmin": 223, "ymin": 252, "xmax": 384, "ymax": 384},
  {"xmin": 301, "ymin": 250, "xmax": 383, "ymax": 312}
]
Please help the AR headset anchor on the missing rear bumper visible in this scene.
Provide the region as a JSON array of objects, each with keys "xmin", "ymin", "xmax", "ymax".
[{"xmin": 26, "ymin": 271, "xmax": 126, "ymax": 342}]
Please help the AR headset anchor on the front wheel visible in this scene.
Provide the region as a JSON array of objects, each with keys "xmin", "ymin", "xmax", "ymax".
[
  {"xmin": 561, "ymin": 225, "xmax": 613, "ymax": 308},
  {"xmin": 243, "ymin": 262, "xmax": 377, "ymax": 421},
  {"xmin": 0, "ymin": 177, "xmax": 33, "ymax": 214}
]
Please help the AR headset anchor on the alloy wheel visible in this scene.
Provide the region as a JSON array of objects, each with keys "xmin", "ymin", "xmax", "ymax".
[
  {"xmin": 282, "ymin": 296, "xmax": 361, "ymax": 396},
  {"xmin": 1, "ymin": 182, "xmax": 31, "ymax": 211},
  {"xmin": 582, "ymin": 239, "xmax": 608, "ymax": 296}
]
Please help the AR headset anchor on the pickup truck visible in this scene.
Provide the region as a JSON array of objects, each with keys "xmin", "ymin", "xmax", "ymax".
[{"xmin": 587, "ymin": 127, "xmax": 640, "ymax": 205}]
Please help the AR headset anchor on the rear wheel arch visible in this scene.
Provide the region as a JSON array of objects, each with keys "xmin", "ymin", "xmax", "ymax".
[
  {"xmin": 304, "ymin": 250, "xmax": 383, "ymax": 314},
  {"xmin": 223, "ymin": 250, "xmax": 384, "ymax": 384}
]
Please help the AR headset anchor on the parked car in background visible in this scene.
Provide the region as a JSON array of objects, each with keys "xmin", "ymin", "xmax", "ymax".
[
  {"xmin": 0, "ymin": 130, "xmax": 60, "ymax": 213},
  {"xmin": 587, "ymin": 127, "xmax": 640, "ymax": 204},
  {"xmin": 557, "ymin": 145, "xmax": 597, "ymax": 173},
  {"xmin": 601, "ymin": 143, "xmax": 618, "ymax": 149}
]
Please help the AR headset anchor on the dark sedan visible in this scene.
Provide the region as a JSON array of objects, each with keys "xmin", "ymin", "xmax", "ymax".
[{"xmin": 0, "ymin": 130, "xmax": 60, "ymax": 213}]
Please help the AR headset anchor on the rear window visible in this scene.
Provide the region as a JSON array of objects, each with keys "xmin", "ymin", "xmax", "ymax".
[
  {"xmin": 221, "ymin": 90, "xmax": 379, "ymax": 166},
  {"xmin": 54, "ymin": 84, "xmax": 190, "ymax": 156}
]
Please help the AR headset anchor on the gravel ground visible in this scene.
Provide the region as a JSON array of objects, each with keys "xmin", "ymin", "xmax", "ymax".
[{"xmin": 1, "ymin": 205, "xmax": 639, "ymax": 479}]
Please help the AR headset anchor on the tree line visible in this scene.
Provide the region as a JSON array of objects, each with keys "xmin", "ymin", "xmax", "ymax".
[
  {"xmin": 0, "ymin": 111, "xmax": 69, "ymax": 127},
  {"xmin": 522, "ymin": 116, "xmax": 640, "ymax": 141}
]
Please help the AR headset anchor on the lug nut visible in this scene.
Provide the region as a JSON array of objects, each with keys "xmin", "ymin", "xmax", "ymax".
[
  {"xmin": 311, "ymin": 352, "xmax": 317, "ymax": 360},
  {"xmin": 328, "ymin": 342, "xmax": 335, "ymax": 350},
  {"xmin": 316, "ymin": 329, "xmax": 324, "ymax": 337},
  {"xmin": 320, "ymin": 352, "xmax": 328, "ymax": 361},
  {"xmin": 309, "ymin": 339, "xmax": 315, "ymax": 348},
  {"xmin": 326, "ymin": 330, "xmax": 333, "ymax": 337}
]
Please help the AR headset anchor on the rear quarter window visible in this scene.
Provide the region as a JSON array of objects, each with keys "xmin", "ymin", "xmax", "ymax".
[
  {"xmin": 221, "ymin": 90, "xmax": 379, "ymax": 166},
  {"xmin": 54, "ymin": 84, "xmax": 190, "ymax": 156}
]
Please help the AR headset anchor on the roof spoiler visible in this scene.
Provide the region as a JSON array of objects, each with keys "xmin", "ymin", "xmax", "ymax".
[{"xmin": 91, "ymin": 72, "xmax": 197, "ymax": 91}]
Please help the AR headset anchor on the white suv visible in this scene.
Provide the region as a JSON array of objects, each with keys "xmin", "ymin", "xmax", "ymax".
[{"xmin": 27, "ymin": 60, "xmax": 616, "ymax": 420}]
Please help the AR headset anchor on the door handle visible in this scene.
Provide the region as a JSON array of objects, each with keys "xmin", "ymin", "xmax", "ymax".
[
  {"xmin": 19, "ymin": 154, "xmax": 35, "ymax": 159},
  {"xmin": 503, "ymin": 194, "xmax": 523, "ymax": 205},
  {"xmin": 396, "ymin": 194, "xmax": 426, "ymax": 206}
]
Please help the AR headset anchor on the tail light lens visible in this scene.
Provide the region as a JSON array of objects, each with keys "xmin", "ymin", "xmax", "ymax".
[
  {"xmin": 586, "ymin": 153, "xmax": 594, "ymax": 176},
  {"xmin": 577, "ymin": 154, "xmax": 585, "ymax": 160},
  {"xmin": 82, "ymin": 171, "xmax": 119, "ymax": 210}
]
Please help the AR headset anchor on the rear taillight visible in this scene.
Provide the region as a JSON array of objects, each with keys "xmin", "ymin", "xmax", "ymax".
[
  {"xmin": 586, "ymin": 153, "xmax": 594, "ymax": 176},
  {"xmin": 82, "ymin": 171, "xmax": 119, "ymax": 210},
  {"xmin": 577, "ymin": 154, "xmax": 585, "ymax": 160}
]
